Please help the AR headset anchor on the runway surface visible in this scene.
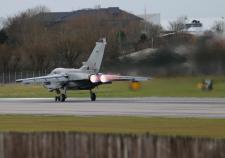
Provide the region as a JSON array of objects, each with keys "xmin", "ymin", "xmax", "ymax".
[{"xmin": 0, "ymin": 97, "xmax": 225, "ymax": 118}]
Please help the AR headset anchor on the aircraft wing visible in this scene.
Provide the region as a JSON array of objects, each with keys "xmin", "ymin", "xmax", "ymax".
[{"xmin": 16, "ymin": 74, "xmax": 69, "ymax": 84}]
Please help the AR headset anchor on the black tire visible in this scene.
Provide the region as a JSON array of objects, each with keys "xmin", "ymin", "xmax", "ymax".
[
  {"xmin": 91, "ymin": 93, "xmax": 96, "ymax": 101},
  {"xmin": 60, "ymin": 94, "xmax": 66, "ymax": 102},
  {"xmin": 55, "ymin": 96, "xmax": 60, "ymax": 102}
]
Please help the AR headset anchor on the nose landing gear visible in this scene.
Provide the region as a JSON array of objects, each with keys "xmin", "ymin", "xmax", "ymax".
[
  {"xmin": 55, "ymin": 94, "xmax": 66, "ymax": 102},
  {"xmin": 55, "ymin": 88, "xmax": 67, "ymax": 102},
  {"xmin": 90, "ymin": 90, "xmax": 96, "ymax": 101}
]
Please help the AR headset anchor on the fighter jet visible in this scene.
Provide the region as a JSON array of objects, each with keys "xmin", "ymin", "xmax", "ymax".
[{"xmin": 16, "ymin": 38, "xmax": 149, "ymax": 102}]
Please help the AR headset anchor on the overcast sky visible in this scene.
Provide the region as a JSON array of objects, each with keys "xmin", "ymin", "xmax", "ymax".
[{"xmin": 0, "ymin": 0, "xmax": 225, "ymax": 20}]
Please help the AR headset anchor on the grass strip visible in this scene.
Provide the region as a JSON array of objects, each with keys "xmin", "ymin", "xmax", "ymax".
[
  {"xmin": 1, "ymin": 76, "xmax": 225, "ymax": 98},
  {"xmin": 0, "ymin": 115, "xmax": 224, "ymax": 139}
]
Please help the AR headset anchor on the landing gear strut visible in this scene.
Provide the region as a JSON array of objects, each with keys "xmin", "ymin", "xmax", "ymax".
[
  {"xmin": 90, "ymin": 90, "xmax": 96, "ymax": 101},
  {"xmin": 55, "ymin": 88, "xmax": 67, "ymax": 102}
]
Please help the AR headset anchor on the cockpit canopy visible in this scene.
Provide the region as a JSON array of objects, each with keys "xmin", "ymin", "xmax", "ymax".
[{"xmin": 50, "ymin": 68, "xmax": 65, "ymax": 75}]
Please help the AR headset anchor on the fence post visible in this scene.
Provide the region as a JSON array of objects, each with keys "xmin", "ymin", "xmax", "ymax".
[
  {"xmin": 14, "ymin": 72, "xmax": 16, "ymax": 83},
  {"xmin": 2, "ymin": 72, "xmax": 4, "ymax": 84},
  {"xmin": 9, "ymin": 72, "xmax": 10, "ymax": 83}
]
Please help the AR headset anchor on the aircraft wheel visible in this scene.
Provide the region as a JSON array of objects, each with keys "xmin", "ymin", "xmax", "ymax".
[
  {"xmin": 60, "ymin": 94, "xmax": 66, "ymax": 102},
  {"xmin": 55, "ymin": 96, "xmax": 60, "ymax": 102},
  {"xmin": 91, "ymin": 93, "xmax": 96, "ymax": 101}
]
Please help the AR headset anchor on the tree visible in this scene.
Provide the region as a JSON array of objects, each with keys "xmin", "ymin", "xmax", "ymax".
[
  {"xmin": 4, "ymin": 6, "xmax": 50, "ymax": 45},
  {"xmin": 55, "ymin": 37, "xmax": 82, "ymax": 68},
  {"xmin": 190, "ymin": 36, "xmax": 225, "ymax": 75},
  {"xmin": 0, "ymin": 5, "xmax": 148, "ymax": 72},
  {"xmin": 144, "ymin": 23, "xmax": 162, "ymax": 38},
  {"xmin": 169, "ymin": 16, "xmax": 187, "ymax": 32},
  {"xmin": 212, "ymin": 20, "xmax": 225, "ymax": 34},
  {"xmin": 0, "ymin": 44, "xmax": 12, "ymax": 72},
  {"xmin": 0, "ymin": 29, "xmax": 8, "ymax": 44},
  {"xmin": 146, "ymin": 48, "xmax": 186, "ymax": 67},
  {"xmin": 1, "ymin": 6, "xmax": 54, "ymax": 71}
]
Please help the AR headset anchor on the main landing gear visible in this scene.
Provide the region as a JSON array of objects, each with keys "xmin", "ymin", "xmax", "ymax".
[
  {"xmin": 54, "ymin": 88, "xmax": 96, "ymax": 102},
  {"xmin": 55, "ymin": 89, "xmax": 67, "ymax": 102},
  {"xmin": 90, "ymin": 90, "xmax": 96, "ymax": 101}
]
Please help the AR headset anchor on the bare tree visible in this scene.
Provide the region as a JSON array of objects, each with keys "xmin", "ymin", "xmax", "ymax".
[
  {"xmin": 55, "ymin": 36, "xmax": 82, "ymax": 68},
  {"xmin": 169, "ymin": 16, "xmax": 187, "ymax": 32},
  {"xmin": 25, "ymin": 5, "xmax": 50, "ymax": 17},
  {"xmin": 0, "ymin": 5, "xmax": 149, "ymax": 72},
  {"xmin": 212, "ymin": 19, "xmax": 225, "ymax": 34},
  {"xmin": 0, "ymin": 44, "xmax": 12, "ymax": 72}
]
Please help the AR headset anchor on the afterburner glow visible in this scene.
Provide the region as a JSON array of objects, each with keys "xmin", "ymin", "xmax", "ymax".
[
  {"xmin": 90, "ymin": 75, "xmax": 99, "ymax": 83},
  {"xmin": 100, "ymin": 74, "xmax": 119, "ymax": 83},
  {"xmin": 91, "ymin": 74, "xmax": 119, "ymax": 83},
  {"xmin": 100, "ymin": 75, "xmax": 108, "ymax": 83}
]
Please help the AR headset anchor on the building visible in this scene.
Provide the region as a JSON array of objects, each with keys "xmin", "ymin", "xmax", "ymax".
[{"xmin": 37, "ymin": 7, "xmax": 143, "ymax": 26}]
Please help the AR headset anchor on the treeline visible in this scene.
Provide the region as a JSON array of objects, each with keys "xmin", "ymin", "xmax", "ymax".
[
  {"xmin": 118, "ymin": 34, "xmax": 225, "ymax": 76},
  {"xmin": 0, "ymin": 6, "xmax": 161, "ymax": 73},
  {"xmin": 0, "ymin": 6, "xmax": 225, "ymax": 76}
]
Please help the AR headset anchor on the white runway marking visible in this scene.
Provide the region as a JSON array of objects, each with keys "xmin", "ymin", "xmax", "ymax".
[{"xmin": 0, "ymin": 97, "xmax": 225, "ymax": 118}]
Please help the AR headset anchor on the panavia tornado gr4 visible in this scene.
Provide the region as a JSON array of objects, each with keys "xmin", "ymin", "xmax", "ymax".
[{"xmin": 16, "ymin": 38, "xmax": 149, "ymax": 102}]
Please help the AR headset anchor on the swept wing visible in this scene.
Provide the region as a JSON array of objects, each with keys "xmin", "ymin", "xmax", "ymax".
[{"xmin": 16, "ymin": 74, "xmax": 69, "ymax": 84}]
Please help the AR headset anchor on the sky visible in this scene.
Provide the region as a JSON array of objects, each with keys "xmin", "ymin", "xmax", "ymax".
[{"xmin": 0, "ymin": 0, "xmax": 225, "ymax": 28}]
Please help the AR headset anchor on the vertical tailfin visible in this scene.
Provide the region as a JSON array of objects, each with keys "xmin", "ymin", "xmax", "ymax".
[{"xmin": 80, "ymin": 38, "xmax": 107, "ymax": 73}]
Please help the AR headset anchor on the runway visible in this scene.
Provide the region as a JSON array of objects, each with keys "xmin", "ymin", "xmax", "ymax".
[{"xmin": 0, "ymin": 97, "xmax": 225, "ymax": 118}]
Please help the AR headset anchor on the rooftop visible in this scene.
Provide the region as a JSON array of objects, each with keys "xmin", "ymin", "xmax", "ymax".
[{"xmin": 37, "ymin": 7, "xmax": 143, "ymax": 25}]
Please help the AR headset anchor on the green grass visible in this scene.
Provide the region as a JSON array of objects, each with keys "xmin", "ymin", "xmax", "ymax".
[
  {"xmin": 0, "ymin": 115, "xmax": 225, "ymax": 139},
  {"xmin": 1, "ymin": 76, "xmax": 225, "ymax": 98}
]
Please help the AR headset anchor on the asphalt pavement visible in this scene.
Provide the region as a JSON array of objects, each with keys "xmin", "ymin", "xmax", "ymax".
[{"xmin": 0, "ymin": 97, "xmax": 225, "ymax": 118}]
